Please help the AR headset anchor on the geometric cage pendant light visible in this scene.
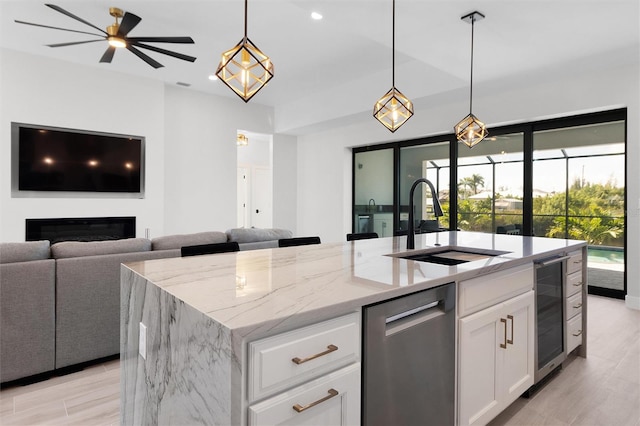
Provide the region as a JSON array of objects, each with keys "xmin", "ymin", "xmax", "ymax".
[
  {"xmin": 373, "ymin": 0, "xmax": 413, "ymax": 132},
  {"xmin": 216, "ymin": 0, "xmax": 274, "ymax": 103},
  {"xmin": 455, "ymin": 11, "xmax": 488, "ymax": 148}
]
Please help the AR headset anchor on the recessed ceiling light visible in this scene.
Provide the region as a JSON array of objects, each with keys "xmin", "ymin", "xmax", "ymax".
[
  {"xmin": 311, "ymin": 11, "xmax": 323, "ymax": 20},
  {"xmin": 208, "ymin": 74, "xmax": 218, "ymax": 81}
]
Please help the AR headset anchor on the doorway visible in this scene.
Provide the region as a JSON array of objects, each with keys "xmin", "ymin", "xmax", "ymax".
[{"xmin": 237, "ymin": 130, "xmax": 273, "ymax": 229}]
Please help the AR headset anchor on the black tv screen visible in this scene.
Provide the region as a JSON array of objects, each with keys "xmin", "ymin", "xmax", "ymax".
[{"xmin": 13, "ymin": 123, "xmax": 144, "ymax": 195}]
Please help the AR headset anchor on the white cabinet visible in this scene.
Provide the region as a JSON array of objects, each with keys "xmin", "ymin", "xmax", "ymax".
[
  {"xmin": 247, "ymin": 313, "xmax": 361, "ymax": 425},
  {"xmin": 565, "ymin": 249, "xmax": 585, "ymax": 354},
  {"xmin": 459, "ymin": 290, "xmax": 535, "ymax": 426},
  {"xmin": 248, "ymin": 363, "xmax": 360, "ymax": 426}
]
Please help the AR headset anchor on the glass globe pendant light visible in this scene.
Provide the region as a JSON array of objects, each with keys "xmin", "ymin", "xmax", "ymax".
[
  {"xmin": 216, "ymin": 0, "xmax": 273, "ymax": 102},
  {"xmin": 455, "ymin": 11, "xmax": 488, "ymax": 148},
  {"xmin": 373, "ymin": 0, "xmax": 413, "ymax": 132}
]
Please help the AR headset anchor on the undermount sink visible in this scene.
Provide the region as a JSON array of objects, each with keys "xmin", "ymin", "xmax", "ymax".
[{"xmin": 389, "ymin": 247, "xmax": 510, "ymax": 266}]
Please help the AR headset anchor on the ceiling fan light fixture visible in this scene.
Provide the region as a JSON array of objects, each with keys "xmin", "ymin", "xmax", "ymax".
[
  {"xmin": 455, "ymin": 11, "xmax": 488, "ymax": 148},
  {"xmin": 107, "ymin": 36, "xmax": 126, "ymax": 48},
  {"xmin": 217, "ymin": 0, "xmax": 273, "ymax": 102},
  {"xmin": 373, "ymin": 0, "xmax": 413, "ymax": 132},
  {"xmin": 106, "ymin": 8, "xmax": 125, "ymax": 47}
]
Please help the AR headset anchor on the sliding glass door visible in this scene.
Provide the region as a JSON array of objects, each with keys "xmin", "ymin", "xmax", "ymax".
[
  {"xmin": 399, "ymin": 141, "xmax": 450, "ymax": 234},
  {"xmin": 533, "ymin": 121, "xmax": 626, "ymax": 297},
  {"xmin": 457, "ymin": 133, "xmax": 524, "ymax": 234},
  {"xmin": 353, "ymin": 148, "xmax": 394, "ymax": 237}
]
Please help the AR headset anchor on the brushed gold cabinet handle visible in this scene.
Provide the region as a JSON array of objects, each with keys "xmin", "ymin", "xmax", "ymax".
[
  {"xmin": 293, "ymin": 388, "xmax": 339, "ymax": 413},
  {"xmin": 507, "ymin": 315, "xmax": 514, "ymax": 345},
  {"xmin": 292, "ymin": 344, "xmax": 338, "ymax": 365},
  {"xmin": 572, "ymin": 330, "xmax": 583, "ymax": 337},
  {"xmin": 500, "ymin": 318, "xmax": 507, "ymax": 349}
]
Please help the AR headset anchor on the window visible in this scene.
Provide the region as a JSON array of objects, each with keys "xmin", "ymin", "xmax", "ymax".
[
  {"xmin": 352, "ymin": 109, "xmax": 626, "ymax": 298},
  {"xmin": 399, "ymin": 141, "xmax": 450, "ymax": 233}
]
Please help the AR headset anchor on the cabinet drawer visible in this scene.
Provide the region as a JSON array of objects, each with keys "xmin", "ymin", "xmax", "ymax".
[
  {"xmin": 566, "ymin": 313, "xmax": 583, "ymax": 353},
  {"xmin": 566, "ymin": 251, "xmax": 583, "ymax": 275},
  {"xmin": 248, "ymin": 363, "xmax": 360, "ymax": 426},
  {"xmin": 566, "ymin": 292, "xmax": 583, "ymax": 320},
  {"xmin": 248, "ymin": 313, "xmax": 360, "ymax": 402},
  {"xmin": 565, "ymin": 271, "xmax": 583, "ymax": 298},
  {"xmin": 459, "ymin": 264, "xmax": 533, "ymax": 317}
]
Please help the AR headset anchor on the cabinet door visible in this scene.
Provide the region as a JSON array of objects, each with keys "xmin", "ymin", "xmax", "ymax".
[
  {"xmin": 499, "ymin": 291, "xmax": 534, "ymax": 407},
  {"xmin": 458, "ymin": 302, "xmax": 502, "ymax": 426},
  {"xmin": 248, "ymin": 364, "xmax": 360, "ymax": 426}
]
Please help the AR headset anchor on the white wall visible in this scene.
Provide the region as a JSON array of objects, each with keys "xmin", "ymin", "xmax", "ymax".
[
  {"xmin": 272, "ymin": 134, "xmax": 297, "ymax": 233},
  {"xmin": 162, "ymin": 86, "xmax": 274, "ymax": 235},
  {"xmin": 296, "ymin": 63, "xmax": 640, "ymax": 309},
  {"xmin": 0, "ymin": 49, "xmax": 297, "ymax": 241},
  {"xmin": 0, "ymin": 49, "xmax": 165, "ymax": 242}
]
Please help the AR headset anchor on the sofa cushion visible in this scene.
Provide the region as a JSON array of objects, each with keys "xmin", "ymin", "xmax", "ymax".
[
  {"xmin": 238, "ymin": 240, "xmax": 280, "ymax": 251},
  {"xmin": 151, "ymin": 231, "xmax": 227, "ymax": 251},
  {"xmin": 0, "ymin": 241, "xmax": 50, "ymax": 264},
  {"xmin": 51, "ymin": 238, "xmax": 151, "ymax": 259},
  {"xmin": 226, "ymin": 228, "xmax": 293, "ymax": 244}
]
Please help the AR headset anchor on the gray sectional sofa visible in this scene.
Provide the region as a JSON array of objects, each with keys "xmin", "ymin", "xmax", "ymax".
[{"xmin": 0, "ymin": 227, "xmax": 292, "ymax": 384}]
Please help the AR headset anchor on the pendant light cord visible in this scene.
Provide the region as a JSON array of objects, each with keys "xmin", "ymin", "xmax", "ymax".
[
  {"xmin": 392, "ymin": 0, "xmax": 395, "ymax": 87},
  {"xmin": 469, "ymin": 15, "xmax": 475, "ymax": 114},
  {"xmin": 244, "ymin": 0, "xmax": 248, "ymax": 39}
]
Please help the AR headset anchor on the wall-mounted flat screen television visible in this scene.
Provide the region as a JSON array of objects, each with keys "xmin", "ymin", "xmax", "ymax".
[{"xmin": 11, "ymin": 123, "xmax": 144, "ymax": 198}]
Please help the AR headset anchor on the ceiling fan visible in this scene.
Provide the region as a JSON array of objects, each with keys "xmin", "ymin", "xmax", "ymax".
[{"xmin": 15, "ymin": 4, "xmax": 196, "ymax": 69}]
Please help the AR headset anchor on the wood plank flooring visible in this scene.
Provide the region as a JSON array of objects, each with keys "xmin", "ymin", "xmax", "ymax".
[{"xmin": 1, "ymin": 295, "xmax": 638, "ymax": 425}]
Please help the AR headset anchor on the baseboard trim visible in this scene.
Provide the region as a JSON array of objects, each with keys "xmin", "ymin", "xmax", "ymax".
[{"xmin": 625, "ymin": 294, "xmax": 640, "ymax": 310}]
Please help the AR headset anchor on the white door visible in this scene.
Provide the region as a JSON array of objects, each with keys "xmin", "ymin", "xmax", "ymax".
[
  {"xmin": 251, "ymin": 166, "xmax": 272, "ymax": 228},
  {"xmin": 237, "ymin": 167, "xmax": 249, "ymax": 228}
]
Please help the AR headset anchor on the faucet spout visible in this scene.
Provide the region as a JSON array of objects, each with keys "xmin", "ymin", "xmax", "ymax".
[{"xmin": 407, "ymin": 178, "xmax": 443, "ymax": 250}]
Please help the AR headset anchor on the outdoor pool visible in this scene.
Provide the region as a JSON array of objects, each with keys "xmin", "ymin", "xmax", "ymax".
[{"xmin": 587, "ymin": 246, "xmax": 624, "ymax": 264}]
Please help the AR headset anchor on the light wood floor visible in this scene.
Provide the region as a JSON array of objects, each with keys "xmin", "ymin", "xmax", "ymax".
[{"xmin": 1, "ymin": 295, "xmax": 638, "ymax": 425}]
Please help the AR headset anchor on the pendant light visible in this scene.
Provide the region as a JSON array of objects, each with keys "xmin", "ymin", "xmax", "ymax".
[
  {"xmin": 216, "ymin": 0, "xmax": 273, "ymax": 103},
  {"xmin": 237, "ymin": 133, "xmax": 248, "ymax": 146},
  {"xmin": 373, "ymin": 0, "xmax": 413, "ymax": 132},
  {"xmin": 455, "ymin": 11, "xmax": 488, "ymax": 148}
]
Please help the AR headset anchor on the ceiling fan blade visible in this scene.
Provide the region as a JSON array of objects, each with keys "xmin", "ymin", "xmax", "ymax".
[
  {"xmin": 127, "ymin": 45, "xmax": 163, "ymax": 69},
  {"xmin": 100, "ymin": 46, "xmax": 116, "ymax": 63},
  {"xmin": 127, "ymin": 36, "xmax": 194, "ymax": 44},
  {"xmin": 47, "ymin": 39, "xmax": 104, "ymax": 48},
  {"xmin": 131, "ymin": 42, "xmax": 196, "ymax": 63},
  {"xmin": 117, "ymin": 12, "xmax": 141, "ymax": 38},
  {"xmin": 45, "ymin": 4, "xmax": 107, "ymax": 35},
  {"xmin": 15, "ymin": 20, "xmax": 105, "ymax": 37}
]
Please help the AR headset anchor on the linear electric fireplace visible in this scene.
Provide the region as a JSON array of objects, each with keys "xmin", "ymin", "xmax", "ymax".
[{"xmin": 26, "ymin": 217, "xmax": 136, "ymax": 244}]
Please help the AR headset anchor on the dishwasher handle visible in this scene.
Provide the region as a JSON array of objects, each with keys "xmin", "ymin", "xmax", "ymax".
[
  {"xmin": 385, "ymin": 300, "xmax": 444, "ymax": 337},
  {"xmin": 535, "ymin": 255, "xmax": 570, "ymax": 267}
]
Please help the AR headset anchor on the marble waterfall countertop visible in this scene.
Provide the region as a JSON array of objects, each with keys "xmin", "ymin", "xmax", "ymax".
[{"xmin": 123, "ymin": 231, "xmax": 585, "ymax": 341}]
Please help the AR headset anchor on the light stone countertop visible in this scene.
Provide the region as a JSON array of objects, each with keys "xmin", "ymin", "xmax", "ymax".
[{"xmin": 124, "ymin": 231, "xmax": 585, "ymax": 340}]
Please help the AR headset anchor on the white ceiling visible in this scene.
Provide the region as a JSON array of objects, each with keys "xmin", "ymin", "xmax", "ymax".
[{"xmin": 1, "ymin": 0, "xmax": 639, "ymax": 135}]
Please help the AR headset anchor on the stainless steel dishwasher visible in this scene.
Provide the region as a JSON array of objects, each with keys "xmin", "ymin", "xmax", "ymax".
[{"xmin": 362, "ymin": 282, "xmax": 455, "ymax": 426}]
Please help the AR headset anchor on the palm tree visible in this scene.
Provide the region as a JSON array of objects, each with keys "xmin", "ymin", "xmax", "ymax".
[{"xmin": 459, "ymin": 174, "xmax": 486, "ymax": 196}]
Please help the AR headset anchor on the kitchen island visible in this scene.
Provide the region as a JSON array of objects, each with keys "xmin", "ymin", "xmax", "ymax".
[{"xmin": 120, "ymin": 231, "xmax": 587, "ymax": 425}]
